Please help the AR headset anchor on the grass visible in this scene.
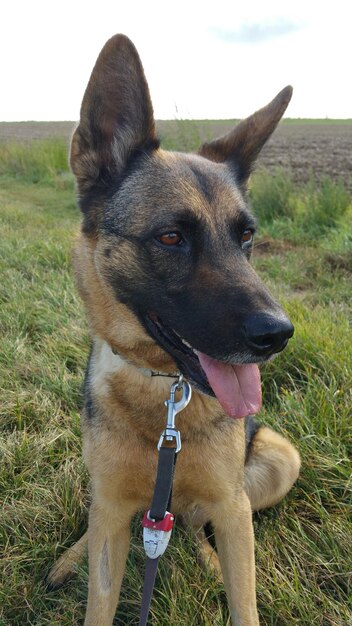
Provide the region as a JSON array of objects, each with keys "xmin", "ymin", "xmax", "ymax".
[
  {"xmin": 250, "ymin": 169, "xmax": 352, "ymax": 260},
  {"xmin": 0, "ymin": 138, "xmax": 70, "ymax": 186},
  {"xmin": 0, "ymin": 139, "xmax": 351, "ymax": 625},
  {"xmin": 250, "ymin": 168, "xmax": 351, "ymax": 233}
]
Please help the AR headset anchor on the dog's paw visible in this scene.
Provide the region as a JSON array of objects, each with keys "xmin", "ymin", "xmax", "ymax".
[
  {"xmin": 46, "ymin": 532, "xmax": 88, "ymax": 590},
  {"xmin": 197, "ymin": 545, "xmax": 223, "ymax": 582}
]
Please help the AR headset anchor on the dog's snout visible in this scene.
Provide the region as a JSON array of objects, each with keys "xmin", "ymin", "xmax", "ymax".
[{"xmin": 244, "ymin": 313, "xmax": 294, "ymax": 356}]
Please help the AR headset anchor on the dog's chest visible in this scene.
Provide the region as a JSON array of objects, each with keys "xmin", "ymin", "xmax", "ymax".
[{"xmin": 84, "ymin": 416, "xmax": 245, "ymax": 515}]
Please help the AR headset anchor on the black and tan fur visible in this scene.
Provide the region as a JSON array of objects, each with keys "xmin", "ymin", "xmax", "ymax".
[{"xmin": 47, "ymin": 35, "xmax": 301, "ymax": 625}]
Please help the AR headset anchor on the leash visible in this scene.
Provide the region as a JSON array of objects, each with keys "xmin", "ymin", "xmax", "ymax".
[{"xmin": 138, "ymin": 375, "xmax": 192, "ymax": 626}]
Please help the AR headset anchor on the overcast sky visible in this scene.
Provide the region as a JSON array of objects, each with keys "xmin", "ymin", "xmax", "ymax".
[{"xmin": 1, "ymin": 0, "xmax": 351, "ymax": 121}]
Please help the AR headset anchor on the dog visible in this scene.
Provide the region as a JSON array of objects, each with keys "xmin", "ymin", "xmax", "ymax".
[{"xmin": 47, "ymin": 34, "xmax": 301, "ymax": 625}]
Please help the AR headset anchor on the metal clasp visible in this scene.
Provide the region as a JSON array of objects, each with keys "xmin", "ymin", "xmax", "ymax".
[{"xmin": 157, "ymin": 376, "xmax": 192, "ymax": 453}]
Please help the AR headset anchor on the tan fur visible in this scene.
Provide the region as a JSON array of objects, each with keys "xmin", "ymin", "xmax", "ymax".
[{"xmin": 47, "ymin": 34, "xmax": 300, "ymax": 626}]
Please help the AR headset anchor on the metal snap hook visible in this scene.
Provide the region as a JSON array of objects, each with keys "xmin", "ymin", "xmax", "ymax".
[
  {"xmin": 157, "ymin": 378, "xmax": 192, "ymax": 452},
  {"xmin": 168, "ymin": 379, "xmax": 192, "ymax": 417}
]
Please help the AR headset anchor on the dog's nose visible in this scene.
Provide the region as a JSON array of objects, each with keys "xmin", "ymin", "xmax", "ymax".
[{"xmin": 244, "ymin": 313, "xmax": 294, "ymax": 356}]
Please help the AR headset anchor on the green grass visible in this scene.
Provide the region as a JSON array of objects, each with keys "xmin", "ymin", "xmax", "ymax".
[
  {"xmin": 0, "ymin": 140, "xmax": 351, "ymax": 625},
  {"xmin": 250, "ymin": 168, "xmax": 352, "ymax": 246},
  {"xmin": 0, "ymin": 138, "xmax": 70, "ymax": 185}
]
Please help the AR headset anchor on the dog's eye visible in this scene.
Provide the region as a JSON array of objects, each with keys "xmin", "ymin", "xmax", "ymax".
[
  {"xmin": 241, "ymin": 229, "xmax": 254, "ymax": 248},
  {"xmin": 156, "ymin": 232, "xmax": 183, "ymax": 247}
]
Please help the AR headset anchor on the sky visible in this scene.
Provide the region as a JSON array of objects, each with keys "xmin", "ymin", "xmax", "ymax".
[{"xmin": 1, "ymin": 0, "xmax": 351, "ymax": 121}]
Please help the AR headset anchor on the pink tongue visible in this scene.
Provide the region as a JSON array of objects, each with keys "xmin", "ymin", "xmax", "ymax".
[{"xmin": 197, "ymin": 352, "xmax": 262, "ymax": 419}]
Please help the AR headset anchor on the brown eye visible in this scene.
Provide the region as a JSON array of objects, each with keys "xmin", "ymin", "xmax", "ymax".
[
  {"xmin": 241, "ymin": 229, "xmax": 253, "ymax": 248},
  {"xmin": 156, "ymin": 232, "xmax": 183, "ymax": 246}
]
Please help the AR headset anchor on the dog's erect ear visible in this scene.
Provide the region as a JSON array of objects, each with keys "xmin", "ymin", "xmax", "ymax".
[
  {"xmin": 71, "ymin": 34, "xmax": 157, "ymax": 192},
  {"xmin": 199, "ymin": 86, "xmax": 292, "ymax": 185}
]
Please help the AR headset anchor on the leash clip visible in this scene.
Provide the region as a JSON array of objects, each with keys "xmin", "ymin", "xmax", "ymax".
[
  {"xmin": 142, "ymin": 511, "xmax": 175, "ymax": 559},
  {"xmin": 157, "ymin": 378, "xmax": 192, "ymax": 453}
]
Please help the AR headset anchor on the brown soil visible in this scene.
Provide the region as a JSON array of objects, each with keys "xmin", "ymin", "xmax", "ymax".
[
  {"xmin": 258, "ymin": 123, "xmax": 352, "ymax": 187},
  {"xmin": 252, "ymin": 239, "xmax": 298, "ymax": 256}
]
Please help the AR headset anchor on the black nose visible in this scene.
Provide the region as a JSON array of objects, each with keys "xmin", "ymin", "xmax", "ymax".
[{"xmin": 244, "ymin": 313, "xmax": 294, "ymax": 356}]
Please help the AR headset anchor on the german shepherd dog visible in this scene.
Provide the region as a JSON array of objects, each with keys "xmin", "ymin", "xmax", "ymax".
[{"xmin": 47, "ymin": 34, "xmax": 301, "ymax": 625}]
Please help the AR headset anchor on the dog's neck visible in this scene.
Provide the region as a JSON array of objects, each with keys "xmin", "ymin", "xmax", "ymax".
[
  {"xmin": 110, "ymin": 343, "xmax": 180, "ymax": 381},
  {"xmin": 89, "ymin": 337, "xmax": 228, "ymax": 445}
]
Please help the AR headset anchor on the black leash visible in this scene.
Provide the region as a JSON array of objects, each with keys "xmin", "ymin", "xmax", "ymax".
[
  {"xmin": 138, "ymin": 378, "xmax": 192, "ymax": 626},
  {"xmin": 138, "ymin": 557, "xmax": 160, "ymax": 625},
  {"xmin": 139, "ymin": 445, "xmax": 177, "ymax": 626}
]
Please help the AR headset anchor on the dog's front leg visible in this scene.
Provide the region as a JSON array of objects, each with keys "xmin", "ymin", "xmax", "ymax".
[
  {"xmin": 211, "ymin": 491, "xmax": 259, "ymax": 626},
  {"xmin": 84, "ymin": 501, "xmax": 132, "ymax": 626}
]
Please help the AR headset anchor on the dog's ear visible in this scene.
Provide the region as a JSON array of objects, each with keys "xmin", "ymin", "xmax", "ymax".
[
  {"xmin": 70, "ymin": 34, "xmax": 157, "ymax": 192},
  {"xmin": 199, "ymin": 86, "xmax": 292, "ymax": 185}
]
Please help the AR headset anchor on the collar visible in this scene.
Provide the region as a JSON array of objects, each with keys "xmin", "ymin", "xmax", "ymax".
[{"xmin": 110, "ymin": 344, "xmax": 180, "ymax": 380}]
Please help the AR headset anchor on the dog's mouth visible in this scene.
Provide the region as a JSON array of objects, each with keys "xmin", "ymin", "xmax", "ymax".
[{"xmin": 144, "ymin": 314, "xmax": 262, "ymax": 419}]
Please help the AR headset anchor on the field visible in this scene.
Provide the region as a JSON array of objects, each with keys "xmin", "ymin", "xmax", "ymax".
[
  {"xmin": 1, "ymin": 118, "xmax": 352, "ymax": 187},
  {"xmin": 0, "ymin": 123, "xmax": 351, "ymax": 626}
]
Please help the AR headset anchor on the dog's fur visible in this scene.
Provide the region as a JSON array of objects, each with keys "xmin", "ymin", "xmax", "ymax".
[{"xmin": 47, "ymin": 35, "xmax": 301, "ymax": 625}]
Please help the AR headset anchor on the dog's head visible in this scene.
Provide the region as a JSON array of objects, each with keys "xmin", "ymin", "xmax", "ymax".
[{"xmin": 72, "ymin": 34, "xmax": 294, "ymax": 418}]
